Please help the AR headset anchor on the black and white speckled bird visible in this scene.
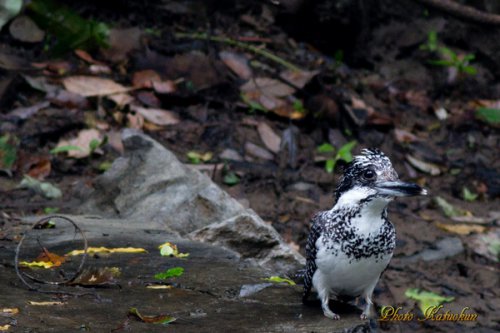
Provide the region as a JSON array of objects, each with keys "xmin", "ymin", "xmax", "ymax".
[{"xmin": 302, "ymin": 148, "xmax": 427, "ymax": 320}]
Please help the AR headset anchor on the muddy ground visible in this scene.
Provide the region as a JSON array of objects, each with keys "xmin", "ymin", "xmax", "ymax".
[{"xmin": 0, "ymin": 1, "xmax": 499, "ymax": 332}]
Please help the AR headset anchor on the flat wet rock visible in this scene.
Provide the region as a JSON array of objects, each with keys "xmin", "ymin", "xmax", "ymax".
[{"xmin": 0, "ymin": 215, "xmax": 368, "ymax": 332}]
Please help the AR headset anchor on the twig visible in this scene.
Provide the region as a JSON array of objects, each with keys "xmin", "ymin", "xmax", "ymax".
[
  {"xmin": 175, "ymin": 32, "xmax": 301, "ymax": 72},
  {"xmin": 15, "ymin": 215, "xmax": 88, "ymax": 290}
]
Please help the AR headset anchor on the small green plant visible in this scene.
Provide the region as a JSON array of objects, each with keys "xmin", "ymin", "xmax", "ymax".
[
  {"xmin": 186, "ymin": 151, "xmax": 212, "ymax": 164},
  {"xmin": 317, "ymin": 141, "xmax": 357, "ymax": 173},
  {"xmin": 421, "ymin": 31, "xmax": 477, "ymax": 77},
  {"xmin": 462, "ymin": 187, "xmax": 478, "ymax": 202}
]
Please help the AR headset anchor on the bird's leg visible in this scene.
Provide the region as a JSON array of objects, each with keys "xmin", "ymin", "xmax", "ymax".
[
  {"xmin": 360, "ymin": 283, "xmax": 376, "ymax": 320},
  {"xmin": 318, "ymin": 288, "xmax": 340, "ymax": 320}
]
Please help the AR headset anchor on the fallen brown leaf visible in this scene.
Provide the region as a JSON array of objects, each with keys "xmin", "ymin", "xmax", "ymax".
[
  {"xmin": 68, "ymin": 267, "xmax": 121, "ymax": 286},
  {"xmin": 132, "ymin": 70, "xmax": 161, "ymax": 89},
  {"xmin": 241, "ymin": 77, "xmax": 295, "ymax": 97},
  {"xmin": 257, "ymin": 122, "xmax": 281, "ymax": 154},
  {"xmin": 280, "ymin": 70, "xmax": 318, "ymax": 89},
  {"xmin": 219, "ymin": 51, "xmax": 252, "ymax": 80},
  {"xmin": 130, "ymin": 105, "xmax": 180, "ymax": 126},
  {"xmin": 63, "ymin": 76, "xmax": 130, "ymax": 97},
  {"xmin": 55, "ymin": 129, "xmax": 103, "ymax": 159}
]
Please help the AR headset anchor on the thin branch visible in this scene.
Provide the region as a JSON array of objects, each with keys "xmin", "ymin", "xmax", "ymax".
[{"xmin": 175, "ymin": 32, "xmax": 302, "ymax": 72}]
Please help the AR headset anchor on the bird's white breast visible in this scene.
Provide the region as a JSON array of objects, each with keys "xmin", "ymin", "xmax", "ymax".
[{"xmin": 314, "ymin": 239, "xmax": 392, "ymax": 297}]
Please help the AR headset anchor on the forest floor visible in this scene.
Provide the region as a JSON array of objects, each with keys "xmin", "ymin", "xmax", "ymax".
[{"xmin": 0, "ymin": 1, "xmax": 499, "ymax": 332}]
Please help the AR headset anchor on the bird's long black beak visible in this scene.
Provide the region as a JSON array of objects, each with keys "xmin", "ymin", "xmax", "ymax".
[{"xmin": 374, "ymin": 181, "xmax": 428, "ymax": 197}]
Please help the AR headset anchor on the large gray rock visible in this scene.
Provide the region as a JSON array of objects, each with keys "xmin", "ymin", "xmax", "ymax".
[
  {"xmin": 3, "ymin": 215, "xmax": 366, "ymax": 333},
  {"xmin": 81, "ymin": 129, "xmax": 304, "ymax": 273}
]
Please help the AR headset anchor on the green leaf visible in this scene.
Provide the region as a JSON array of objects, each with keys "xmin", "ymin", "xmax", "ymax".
[
  {"xmin": 476, "ymin": 108, "xmax": 500, "ymax": 125},
  {"xmin": 43, "ymin": 207, "xmax": 59, "ymax": 214},
  {"xmin": 186, "ymin": 151, "xmax": 212, "ymax": 164},
  {"xmin": 27, "ymin": 0, "xmax": 110, "ymax": 55},
  {"xmin": 325, "ymin": 159, "xmax": 335, "ymax": 173},
  {"xmin": 488, "ymin": 240, "xmax": 500, "ymax": 262},
  {"xmin": 154, "ymin": 267, "xmax": 184, "ymax": 280},
  {"xmin": 428, "ymin": 59, "xmax": 454, "ymax": 67},
  {"xmin": 434, "ymin": 196, "xmax": 463, "ymax": 217},
  {"xmin": 316, "ymin": 143, "xmax": 335, "ymax": 154},
  {"xmin": 262, "ymin": 276, "xmax": 296, "ymax": 285},
  {"xmin": 461, "ymin": 66, "xmax": 477, "ymax": 75},
  {"xmin": 89, "ymin": 139, "xmax": 101, "ymax": 152},
  {"xmin": 0, "ymin": 134, "xmax": 17, "ymax": 173},
  {"xmin": 50, "ymin": 145, "xmax": 83, "ymax": 154},
  {"xmin": 405, "ymin": 288, "xmax": 454, "ymax": 314},
  {"xmin": 223, "ymin": 172, "xmax": 240, "ymax": 186},
  {"xmin": 462, "ymin": 187, "xmax": 478, "ymax": 202},
  {"xmin": 336, "ymin": 140, "xmax": 357, "ymax": 161},
  {"xmin": 19, "ymin": 175, "xmax": 62, "ymax": 199},
  {"xmin": 463, "ymin": 54, "xmax": 475, "ymax": 62},
  {"xmin": 292, "ymin": 100, "xmax": 306, "ymax": 113},
  {"xmin": 97, "ymin": 161, "xmax": 113, "ymax": 172}
]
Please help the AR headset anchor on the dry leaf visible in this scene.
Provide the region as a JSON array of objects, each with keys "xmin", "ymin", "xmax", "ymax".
[
  {"xmin": 63, "ymin": 76, "xmax": 130, "ymax": 97},
  {"xmin": 406, "ymin": 154, "xmax": 441, "ymax": 176},
  {"xmin": 146, "ymin": 285, "xmax": 173, "ymax": 289},
  {"xmin": 89, "ymin": 65, "xmax": 112, "ymax": 74},
  {"xmin": 55, "ymin": 129, "xmax": 103, "ymax": 159},
  {"xmin": 1, "ymin": 308, "xmax": 19, "ymax": 315},
  {"xmin": 26, "ymin": 157, "xmax": 51, "ymax": 180},
  {"xmin": 241, "ymin": 77, "xmax": 295, "ymax": 97},
  {"xmin": 47, "ymin": 90, "xmax": 89, "ymax": 109},
  {"xmin": 107, "ymin": 93, "xmax": 134, "ymax": 108},
  {"xmin": 5, "ymin": 101, "xmax": 49, "ymax": 120},
  {"xmin": 280, "ymin": 70, "xmax": 318, "ymax": 89},
  {"xmin": 69, "ymin": 267, "xmax": 121, "ymax": 286},
  {"xmin": 244, "ymin": 142, "xmax": 274, "ymax": 160},
  {"xmin": 74, "ymin": 49, "xmax": 105, "ymax": 65},
  {"xmin": 219, "ymin": 51, "xmax": 252, "ymax": 80},
  {"xmin": 130, "ymin": 105, "xmax": 180, "ymax": 126},
  {"xmin": 394, "ymin": 128, "xmax": 419, "ymax": 144},
  {"xmin": 20, "ymin": 247, "xmax": 65, "ymax": 269},
  {"xmin": 0, "ymin": 325, "xmax": 10, "ymax": 331},
  {"xmin": 152, "ymin": 80, "xmax": 176, "ymax": 94},
  {"xmin": 132, "ymin": 70, "xmax": 161, "ymax": 89},
  {"xmin": 435, "ymin": 222, "xmax": 487, "ymax": 235},
  {"xmin": 27, "ymin": 301, "xmax": 64, "ymax": 306},
  {"xmin": 273, "ymin": 103, "xmax": 307, "ymax": 120},
  {"xmin": 257, "ymin": 122, "xmax": 281, "ymax": 154}
]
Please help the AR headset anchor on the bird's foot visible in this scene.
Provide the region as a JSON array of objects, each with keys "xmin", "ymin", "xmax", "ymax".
[
  {"xmin": 360, "ymin": 312, "xmax": 369, "ymax": 320},
  {"xmin": 323, "ymin": 309, "xmax": 340, "ymax": 320}
]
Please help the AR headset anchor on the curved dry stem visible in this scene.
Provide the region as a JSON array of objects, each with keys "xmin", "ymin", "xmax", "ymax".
[{"xmin": 14, "ymin": 215, "xmax": 88, "ymax": 290}]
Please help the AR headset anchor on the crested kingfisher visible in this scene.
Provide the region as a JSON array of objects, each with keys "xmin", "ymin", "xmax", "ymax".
[{"xmin": 303, "ymin": 148, "xmax": 427, "ymax": 320}]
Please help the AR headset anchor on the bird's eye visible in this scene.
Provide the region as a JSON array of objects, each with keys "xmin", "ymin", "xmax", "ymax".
[{"xmin": 363, "ymin": 169, "xmax": 375, "ymax": 179}]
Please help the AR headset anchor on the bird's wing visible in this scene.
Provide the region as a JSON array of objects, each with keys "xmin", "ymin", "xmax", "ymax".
[{"xmin": 302, "ymin": 212, "xmax": 326, "ymax": 302}]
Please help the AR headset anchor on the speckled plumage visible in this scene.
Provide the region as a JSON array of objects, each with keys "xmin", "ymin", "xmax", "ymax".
[{"xmin": 303, "ymin": 148, "xmax": 425, "ymax": 320}]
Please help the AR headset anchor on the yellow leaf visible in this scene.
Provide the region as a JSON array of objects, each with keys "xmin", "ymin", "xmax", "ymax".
[
  {"xmin": 435, "ymin": 222, "xmax": 487, "ymax": 235},
  {"xmin": 66, "ymin": 247, "xmax": 147, "ymax": 256},
  {"xmin": 158, "ymin": 242, "xmax": 189, "ymax": 258},
  {"xmin": 20, "ymin": 260, "xmax": 56, "ymax": 268},
  {"xmin": 1, "ymin": 308, "xmax": 19, "ymax": 315},
  {"xmin": 0, "ymin": 324, "xmax": 10, "ymax": 331},
  {"xmin": 146, "ymin": 285, "xmax": 173, "ymax": 289},
  {"xmin": 27, "ymin": 301, "xmax": 65, "ymax": 306}
]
